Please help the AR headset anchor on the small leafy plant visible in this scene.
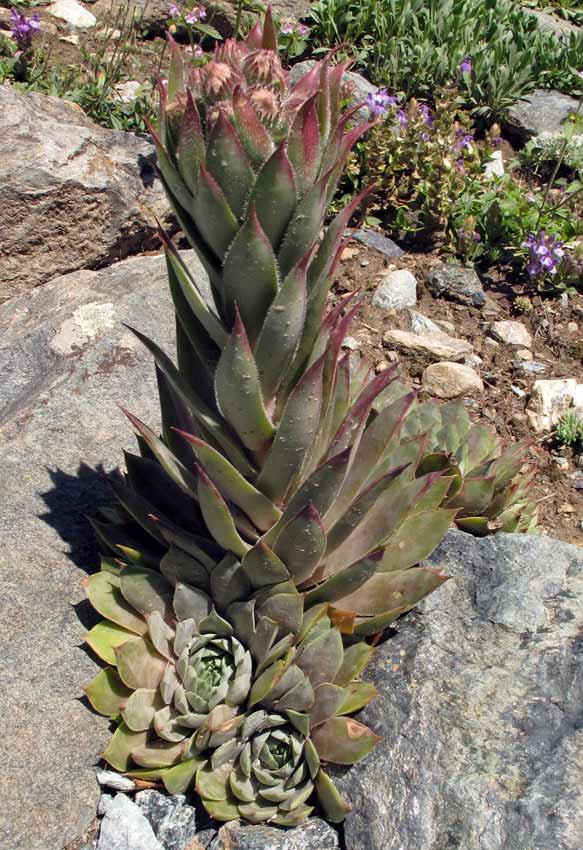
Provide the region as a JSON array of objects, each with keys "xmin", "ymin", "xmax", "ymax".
[{"xmin": 555, "ymin": 411, "xmax": 583, "ymax": 447}]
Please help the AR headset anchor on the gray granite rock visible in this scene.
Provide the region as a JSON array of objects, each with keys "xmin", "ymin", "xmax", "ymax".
[
  {"xmin": 135, "ymin": 791, "xmax": 200, "ymax": 850},
  {"xmin": 507, "ymin": 89, "xmax": 580, "ymax": 142},
  {"xmin": 0, "ymin": 84, "xmax": 171, "ymax": 302},
  {"xmin": 209, "ymin": 819, "xmax": 339, "ymax": 850},
  {"xmin": 352, "ymin": 228, "xmax": 405, "ymax": 257},
  {"xmin": 338, "ymin": 529, "xmax": 583, "ymax": 850},
  {"xmin": 408, "ymin": 309, "xmax": 442, "ymax": 335},
  {"xmin": 426, "ymin": 263, "xmax": 486, "ymax": 307},
  {"xmin": 371, "ymin": 269, "xmax": 417, "ymax": 311},
  {"xmin": 0, "ymin": 251, "xmax": 205, "ymax": 850},
  {"xmin": 523, "ymin": 7, "xmax": 580, "ymax": 41},
  {"xmin": 96, "ymin": 794, "xmax": 162, "ymax": 850}
]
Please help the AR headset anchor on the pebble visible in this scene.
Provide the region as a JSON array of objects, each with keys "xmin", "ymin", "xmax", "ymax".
[
  {"xmin": 409, "ymin": 310, "xmax": 442, "ymax": 335},
  {"xmin": 485, "ymin": 338, "xmax": 499, "ymax": 349},
  {"xmin": 352, "ymin": 228, "xmax": 404, "ymax": 257},
  {"xmin": 135, "ymin": 790, "xmax": 200, "ymax": 850},
  {"xmin": 490, "ymin": 320, "xmax": 532, "ymax": 348},
  {"xmin": 48, "ymin": 0, "xmax": 97, "ymax": 27},
  {"xmin": 342, "ymin": 336, "xmax": 360, "ymax": 351},
  {"xmin": 464, "ymin": 353, "xmax": 484, "ymax": 369},
  {"xmin": 426, "ymin": 263, "xmax": 487, "ymax": 308},
  {"xmin": 512, "ymin": 360, "xmax": 548, "ymax": 375},
  {"xmin": 96, "ymin": 794, "xmax": 162, "ymax": 850},
  {"xmin": 526, "ymin": 378, "xmax": 583, "ymax": 432},
  {"xmin": 97, "ymin": 771, "xmax": 137, "ymax": 792},
  {"xmin": 515, "ymin": 348, "xmax": 533, "ymax": 361},
  {"xmin": 568, "ymin": 321, "xmax": 579, "ymax": 333},
  {"xmin": 384, "ymin": 329, "xmax": 473, "ymax": 361},
  {"xmin": 422, "ymin": 362, "xmax": 484, "ymax": 399},
  {"xmin": 511, "ymin": 385, "xmax": 527, "ymax": 398},
  {"xmin": 372, "ymin": 269, "xmax": 417, "ymax": 311}
]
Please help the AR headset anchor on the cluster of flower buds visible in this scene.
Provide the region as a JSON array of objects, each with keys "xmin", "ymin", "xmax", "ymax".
[
  {"xmin": 522, "ymin": 231, "xmax": 565, "ymax": 279},
  {"xmin": 10, "ymin": 8, "xmax": 40, "ymax": 51}
]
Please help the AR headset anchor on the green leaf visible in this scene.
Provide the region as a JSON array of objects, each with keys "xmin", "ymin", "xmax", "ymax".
[
  {"xmin": 165, "ymin": 244, "xmax": 227, "ymax": 348},
  {"xmin": 311, "ymin": 716, "xmax": 380, "ymax": 764},
  {"xmin": 85, "ymin": 572, "xmax": 147, "ymax": 635},
  {"xmin": 241, "ymin": 541, "xmax": 290, "ymax": 590},
  {"xmin": 221, "ymin": 207, "xmax": 279, "ymax": 344},
  {"xmin": 206, "ymin": 109, "xmax": 254, "ymax": 220},
  {"xmin": 176, "ymin": 90, "xmax": 204, "ymax": 195},
  {"xmin": 379, "ymin": 508, "xmax": 457, "ymax": 572},
  {"xmin": 177, "ymin": 432, "xmax": 280, "ymax": 532},
  {"xmin": 115, "ymin": 636, "xmax": 167, "ymax": 690},
  {"xmin": 278, "ymin": 170, "xmax": 329, "ymax": 279},
  {"xmin": 314, "ymin": 769, "xmax": 350, "ymax": 822},
  {"xmin": 334, "ymin": 642, "xmax": 374, "ymax": 687},
  {"xmin": 273, "ymin": 504, "xmax": 326, "ymax": 585},
  {"xmin": 132, "ymin": 739, "xmax": 190, "ymax": 768},
  {"xmin": 336, "ymin": 682, "xmax": 378, "ymax": 715},
  {"xmin": 163, "ymin": 757, "xmax": 204, "ymax": 794},
  {"xmin": 250, "ymin": 141, "xmax": 297, "ymax": 250},
  {"xmin": 121, "ymin": 688, "xmax": 163, "ymax": 731},
  {"xmin": 119, "ymin": 566, "xmax": 173, "ymax": 620},
  {"xmin": 196, "ymin": 464, "xmax": 251, "ymax": 558},
  {"xmin": 102, "ymin": 722, "xmax": 147, "ymax": 771},
  {"xmin": 192, "ymin": 165, "xmax": 238, "ymax": 262},
  {"xmin": 305, "ymin": 555, "xmax": 377, "ymax": 605},
  {"xmin": 84, "ymin": 668, "xmax": 132, "ymax": 717},
  {"xmin": 232, "ymin": 85, "xmax": 274, "ymax": 170},
  {"xmin": 338, "ymin": 567, "xmax": 449, "ymax": 617},
  {"xmin": 257, "ymin": 356, "xmax": 324, "ymax": 503},
  {"xmin": 215, "ymin": 310, "xmax": 275, "ymax": 453},
  {"xmin": 85, "ymin": 620, "xmax": 135, "ymax": 665}
]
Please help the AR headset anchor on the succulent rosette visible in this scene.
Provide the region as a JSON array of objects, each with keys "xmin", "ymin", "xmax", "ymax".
[{"xmin": 84, "ymin": 551, "xmax": 379, "ymax": 823}]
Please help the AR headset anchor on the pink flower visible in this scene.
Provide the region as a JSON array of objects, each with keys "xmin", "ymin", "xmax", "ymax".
[
  {"xmin": 169, "ymin": 4, "xmax": 180, "ymax": 17},
  {"xmin": 185, "ymin": 9, "xmax": 198, "ymax": 23}
]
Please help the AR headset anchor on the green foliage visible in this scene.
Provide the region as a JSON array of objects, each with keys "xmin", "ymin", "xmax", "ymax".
[
  {"xmin": 307, "ymin": 0, "xmax": 583, "ymax": 117},
  {"xmin": 555, "ymin": 411, "xmax": 583, "ymax": 447}
]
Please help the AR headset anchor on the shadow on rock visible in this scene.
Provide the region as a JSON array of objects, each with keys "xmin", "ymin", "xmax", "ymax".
[{"xmin": 39, "ymin": 463, "xmax": 115, "ymax": 573}]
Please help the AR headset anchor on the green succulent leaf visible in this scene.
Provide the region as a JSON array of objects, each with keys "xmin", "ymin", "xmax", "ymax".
[
  {"xmin": 85, "ymin": 572, "xmax": 147, "ymax": 636},
  {"xmin": 84, "ymin": 620, "xmax": 135, "ymax": 665},
  {"xmin": 312, "ymin": 716, "xmax": 380, "ymax": 765},
  {"xmin": 84, "ymin": 668, "xmax": 132, "ymax": 717}
]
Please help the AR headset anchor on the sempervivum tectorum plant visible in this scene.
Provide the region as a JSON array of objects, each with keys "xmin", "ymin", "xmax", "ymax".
[
  {"xmin": 388, "ymin": 390, "xmax": 538, "ymax": 535},
  {"xmin": 82, "ymin": 10, "xmax": 459, "ymax": 826},
  {"xmin": 84, "ymin": 554, "xmax": 379, "ymax": 823}
]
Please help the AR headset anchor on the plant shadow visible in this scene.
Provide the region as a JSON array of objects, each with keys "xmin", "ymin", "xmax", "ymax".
[{"xmin": 39, "ymin": 462, "xmax": 116, "ymax": 575}]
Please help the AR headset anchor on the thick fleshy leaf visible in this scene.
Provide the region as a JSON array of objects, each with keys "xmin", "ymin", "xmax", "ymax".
[
  {"xmin": 257, "ymin": 356, "xmax": 324, "ymax": 503},
  {"xmin": 84, "ymin": 572, "xmax": 147, "ymax": 636},
  {"xmin": 261, "ymin": 4, "xmax": 277, "ymax": 49},
  {"xmin": 338, "ymin": 567, "xmax": 450, "ymax": 616},
  {"xmin": 102, "ymin": 722, "xmax": 147, "ymax": 771},
  {"xmin": 315, "ymin": 769, "xmax": 350, "ymax": 823},
  {"xmin": 259, "ymin": 593, "xmax": 304, "ymax": 635},
  {"xmin": 173, "ymin": 581, "xmax": 211, "ymax": 623},
  {"xmin": 310, "ymin": 683, "xmax": 346, "ymax": 727},
  {"xmin": 334, "ymin": 642, "xmax": 375, "ymax": 687},
  {"xmin": 352, "ymin": 606, "xmax": 408, "ymax": 637},
  {"xmin": 311, "ymin": 716, "xmax": 380, "ymax": 764},
  {"xmin": 191, "ymin": 165, "xmax": 238, "ymax": 262},
  {"xmin": 214, "ymin": 310, "xmax": 275, "ymax": 453},
  {"xmin": 84, "ymin": 668, "xmax": 132, "ymax": 717},
  {"xmin": 221, "ymin": 209, "xmax": 279, "ymax": 343},
  {"xmin": 379, "ymin": 509, "xmax": 458, "ymax": 572},
  {"xmin": 447, "ymin": 476, "xmax": 496, "ymax": 516},
  {"xmin": 273, "ymin": 504, "xmax": 326, "ymax": 584},
  {"xmin": 122, "ymin": 688, "xmax": 163, "ymax": 731},
  {"xmin": 296, "ymin": 627, "xmax": 343, "ymax": 689},
  {"xmin": 115, "ymin": 637, "xmax": 167, "ymax": 690},
  {"xmin": 160, "ymin": 546, "xmax": 211, "ymax": 591},
  {"xmin": 132, "ymin": 739, "xmax": 190, "ymax": 768},
  {"xmin": 206, "ymin": 109, "xmax": 254, "ymax": 219},
  {"xmin": 304, "ymin": 554, "xmax": 377, "ymax": 603},
  {"xmin": 166, "ymin": 34, "xmax": 185, "ymax": 103},
  {"xmin": 176, "ymin": 90, "xmax": 204, "ymax": 195},
  {"xmin": 162, "ymin": 757, "xmax": 204, "ymax": 795},
  {"xmin": 196, "ymin": 464, "xmax": 251, "ymax": 557},
  {"xmin": 176, "ymin": 432, "xmax": 280, "ymax": 531},
  {"xmin": 232, "ymin": 85, "xmax": 274, "ymax": 169},
  {"xmin": 196, "ymin": 759, "xmax": 232, "ymax": 801},
  {"xmin": 242, "ymin": 542, "xmax": 290, "ymax": 589},
  {"xmin": 119, "ymin": 566, "xmax": 173, "ymax": 620},
  {"xmin": 277, "ymin": 169, "xmax": 329, "ymax": 279},
  {"xmin": 336, "ymin": 682, "xmax": 378, "ymax": 715},
  {"xmin": 288, "ymin": 95, "xmax": 321, "ymax": 195},
  {"xmin": 85, "ymin": 620, "xmax": 135, "ymax": 665},
  {"xmin": 254, "ymin": 254, "xmax": 308, "ymax": 402},
  {"xmin": 250, "ymin": 141, "xmax": 297, "ymax": 251}
]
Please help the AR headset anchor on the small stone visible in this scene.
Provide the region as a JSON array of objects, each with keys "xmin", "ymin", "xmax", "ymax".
[
  {"xmin": 526, "ymin": 378, "xmax": 583, "ymax": 432},
  {"xmin": 436, "ymin": 319, "xmax": 456, "ymax": 335},
  {"xmin": 96, "ymin": 794, "xmax": 162, "ymax": 850},
  {"xmin": 409, "ymin": 310, "xmax": 442, "ymax": 335},
  {"xmin": 342, "ymin": 335, "xmax": 360, "ymax": 351},
  {"xmin": 360, "ymin": 259, "xmax": 370, "ymax": 267},
  {"xmin": 422, "ymin": 362, "xmax": 483, "ymax": 399},
  {"xmin": 351, "ymin": 228, "xmax": 405, "ymax": 257},
  {"xmin": 386, "ymin": 350, "xmax": 399, "ymax": 362},
  {"xmin": 375, "ymin": 360, "xmax": 391, "ymax": 372},
  {"xmin": 568, "ymin": 321, "xmax": 578, "ymax": 333},
  {"xmin": 384, "ymin": 329, "xmax": 473, "ymax": 361},
  {"xmin": 513, "ymin": 360, "xmax": 548, "ymax": 375},
  {"xmin": 515, "ymin": 348, "xmax": 533, "ymax": 361},
  {"xmin": 512, "ymin": 412, "xmax": 528, "ymax": 426},
  {"xmin": 135, "ymin": 790, "xmax": 199, "ymax": 850},
  {"xmin": 484, "ymin": 149, "xmax": 504, "ymax": 179},
  {"xmin": 426, "ymin": 264, "xmax": 486, "ymax": 307},
  {"xmin": 511, "ymin": 385, "xmax": 527, "ymax": 398},
  {"xmin": 553, "ymin": 456, "xmax": 570, "ymax": 470},
  {"xmin": 210, "ymin": 818, "xmax": 340, "ymax": 850},
  {"xmin": 98, "ymin": 794, "xmax": 114, "ymax": 816},
  {"xmin": 463, "ymin": 353, "xmax": 483, "ymax": 369},
  {"xmin": 97, "ymin": 770, "xmax": 137, "ymax": 792},
  {"xmin": 507, "ymin": 89, "xmax": 580, "ymax": 142},
  {"xmin": 59, "ymin": 33, "xmax": 80, "ymax": 44},
  {"xmin": 340, "ymin": 245, "xmax": 359, "ymax": 261},
  {"xmin": 560, "ymin": 503, "xmax": 575, "ymax": 514},
  {"xmin": 485, "ymin": 337, "xmax": 499, "ymax": 349},
  {"xmin": 115, "ymin": 81, "xmax": 142, "ymax": 103},
  {"xmin": 490, "ymin": 320, "xmax": 532, "ymax": 348},
  {"xmin": 573, "ymin": 479, "xmax": 583, "ymax": 491},
  {"xmin": 48, "ymin": 0, "xmax": 97, "ymax": 27},
  {"xmin": 372, "ymin": 269, "xmax": 417, "ymax": 311}
]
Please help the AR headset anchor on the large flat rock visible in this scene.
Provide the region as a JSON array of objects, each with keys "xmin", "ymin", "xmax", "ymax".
[
  {"xmin": 0, "ymin": 252, "xmax": 203, "ymax": 850},
  {"xmin": 338, "ymin": 529, "xmax": 583, "ymax": 850},
  {"xmin": 0, "ymin": 84, "xmax": 171, "ymax": 302}
]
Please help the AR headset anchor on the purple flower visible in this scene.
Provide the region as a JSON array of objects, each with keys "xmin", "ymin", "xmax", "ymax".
[
  {"xmin": 185, "ymin": 9, "xmax": 198, "ymax": 23},
  {"xmin": 522, "ymin": 231, "xmax": 565, "ymax": 279},
  {"xmin": 169, "ymin": 3, "xmax": 180, "ymax": 16},
  {"xmin": 197, "ymin": 6, "xmax": 206, "ymax": 19},
  {"xmin": 420, "ymin": 103, "xmax": 433, "ymax": 126},
  {"xmin": 396, "ymin": 109, "xmax": 408, "ymax": 126},
  {"xmin": 194, "ymin": 44, "xmax": 203, "ymax": 57},
  {"xmin": 280, "ymin": 21, "xmax": 294, "ymax": 34},
  {"xmin": 421, "ymin": 131, "xmax": 430, "ymax": 141},
  {"xmin": 297, "ymin": 23, "xmax": 310, "ymax": 37},
  {"xmin": 10, "ymin": 9, "xmax": 40, "ymax": 49},
  {"xmin": 454, "ymin": 129, "xmax": 474, "ymax": 151},
  {"xmin": 366, "ymin": 88, "xmax": 397, "ymax": 118},
  {"xmin": 460, "ymin": 56, "xmax": 472, "ymax": 74}
]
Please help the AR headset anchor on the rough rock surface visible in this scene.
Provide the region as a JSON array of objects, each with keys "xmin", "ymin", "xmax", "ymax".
[
  {"xmin": 384, "ymin": 328, "xmax": 473, "ymax": 360},
  {"xmin": 338, "ymin": 529, "xmax": 583, "ymax": 850},
  {"xmin": 422, "ymin": 361, "xmax": 483, "ymax": 398},
  {"xmin": 0, "ymin": 252, "xmax": 204, "ymax": 850},
  {"xmin": 426, "ymin": 263, "xmax": 486, "ymax": 307},
  {"xmin": 48, "ymin": 0, "xmax": 97, "ymax": 27},
  {"xmin": 408, "ymin": 310, "xmax": 442, "ymax": 335},
  {"xmin": 507, "ymin": 89, "xmax": 580, "ymax": 141},
  {"xmin": 352, "ymin": 228, "xmax": 404, "ymax": 257},
  {"xmin": 96, "ymin": 794, "xmax": 162, "ymax": 850},
  {"xmin": 371, "ymin": 269, "xmax": 417, "ymax": 311},
  {"xmin": 135, "ymin": 791, "xmax": 200, "ymax": 850},
  {"xmin": 209, "ymin": 819, "xmax": 340, "ymax": 850},
  {"xmin": 490, "ymin": 319, "xmax": 532, "ymax": 348},
  {"xmin": 0, "ymin": 84, "xmax": 171, "ymax": 301}
]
